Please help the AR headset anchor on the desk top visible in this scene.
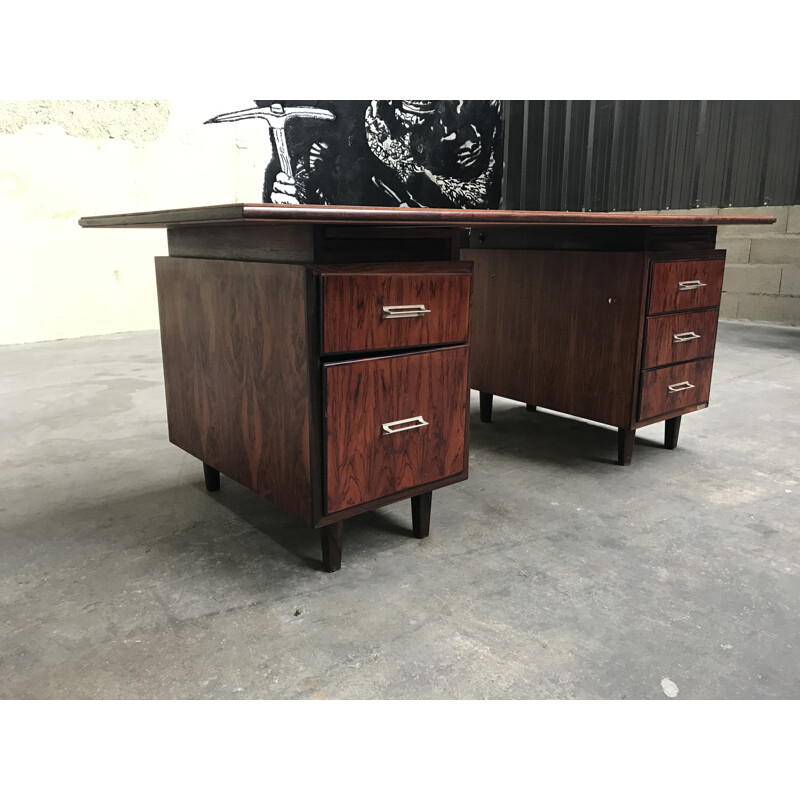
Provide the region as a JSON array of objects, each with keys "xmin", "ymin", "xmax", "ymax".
[{"xmin": 79, "ymin": 203, "xmax": 776, "ymax": 229}]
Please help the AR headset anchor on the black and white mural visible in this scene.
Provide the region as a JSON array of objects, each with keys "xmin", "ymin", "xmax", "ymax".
[{"xmin": 206, "ymin": 101, "xmax": 504, "ymax": 209}]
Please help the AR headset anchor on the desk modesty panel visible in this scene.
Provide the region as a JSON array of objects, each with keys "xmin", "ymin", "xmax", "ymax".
[{"xmin": 80, "ymin": 205, "xmax": 774, "ymax": 571}]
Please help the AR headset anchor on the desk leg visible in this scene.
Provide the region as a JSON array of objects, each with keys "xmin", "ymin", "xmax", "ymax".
[
  {"xmin": 411, "ymin": 492, "xmax": 432, "ymax": 539},
  {"xmin": 203, "ymin": 463, "xmax": 220, "ymax": 492},
  {"xmin": 479, "ymin": 392, "xmax": 493, "ymax": 423},
  {"xmin": 526, "ymin": 404, "xmax": 537, "ymax": 413},
  {"xmin": 665, "ymin": 416, "xmax": 682, "ymax": 450},
  {"xmin": 320, "ymin": 522, "xmax": 343, "ymax": 573},
  {"xmin": 618, "ymin": 428, "xmax": 635, "ymax": 466}
]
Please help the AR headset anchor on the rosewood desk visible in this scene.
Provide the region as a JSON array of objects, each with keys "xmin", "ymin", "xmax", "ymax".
[{"xmin": 79, "ymin": 205, "xmax": 773, "ymax": 570}]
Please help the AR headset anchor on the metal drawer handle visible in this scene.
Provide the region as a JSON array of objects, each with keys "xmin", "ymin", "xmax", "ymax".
[
  {"xmin": 381, "ymin": 304, "xmax": 432, "ymax": 319},
  {"xmin": 668, "ymin": 381, "xmax": 695, "ymax": 393},
  {"xmin": 381, "ymin": 415, "xmax": 429, "ymax": 435},
  {"xmin": 678, "ymin": 280, "xmax": 707, "ymax": 291},
  {"xmin": 673, "ymin": 331, "xmax": 701, "ymax": 343}
]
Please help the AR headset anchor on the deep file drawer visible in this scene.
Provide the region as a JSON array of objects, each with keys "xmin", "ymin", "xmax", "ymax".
[
  {"xmin": 324, "ymin": 345, "xmax": 468, "ymax": 513},
  {"xmin": 322, "ymin": 270, "xmax": 471, "ymax": 354},
  {"xmin": 648, "ymin": 257, "xmax": 725, "ymax": 314},
  {"xmin": 639, "ymin": 358, "xmax": 714, "ymax": 421},
  {"xmin": 643, "ymin": 308, "xmax": 720, "ymax": 368}
]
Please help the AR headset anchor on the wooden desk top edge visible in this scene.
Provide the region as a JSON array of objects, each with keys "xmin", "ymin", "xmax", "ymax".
[{"xmin": 78, "ymin": 203, "xmax": 777, "ymax": 229}]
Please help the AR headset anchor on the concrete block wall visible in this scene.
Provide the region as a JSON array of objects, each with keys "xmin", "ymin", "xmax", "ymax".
[{"xmin": 656, "ymin": 206, "xmax": 800, "ymax": 325}]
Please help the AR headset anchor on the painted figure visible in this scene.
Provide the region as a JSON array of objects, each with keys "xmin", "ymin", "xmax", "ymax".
[{"xmin": 207, "ymin": 100, "xmax": 504, "ymax": 209}]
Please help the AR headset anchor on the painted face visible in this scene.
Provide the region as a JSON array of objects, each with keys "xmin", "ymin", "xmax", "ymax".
[{"xmin": 404, "ymin": 101, "xmax": 496, "ymax": 180}]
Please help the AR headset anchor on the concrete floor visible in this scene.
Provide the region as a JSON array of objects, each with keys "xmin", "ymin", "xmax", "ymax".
[{"xmin": 1, "ymin": 320, "xmax": 798, "ymax": 699}]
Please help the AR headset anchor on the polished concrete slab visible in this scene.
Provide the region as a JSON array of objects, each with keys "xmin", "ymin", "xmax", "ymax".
[{"xmin": 1, "ymin": 320, "xmax": 798, "ymax": 699}]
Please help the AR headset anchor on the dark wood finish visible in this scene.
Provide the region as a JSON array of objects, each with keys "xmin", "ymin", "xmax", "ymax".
[
  {"xmin": 665, "ymin": 416, "xmax": 682, "ymax": 450},
  {"xmin": 167, "ymin": 224, "xmax": 314, "ymax": 263},
  {"xmin": 526, "ymin": 404, "xmax": 537, "ymax": 412},
  {"xmin": 639, "ymin": 358, "xmax": 714, "ymax": 421},
  {"xmin": 322, "ymin": 271, "xmax": 471, "ymax": 354},
  {"xmin": 203, "ymin": 463, "xmax": 220, "ymax": 491},
  {"xmin": 631, "ymin": 404, "xmax": 707, "ymax": 430},
  {"xmin": 305, "ymin": 270, "xmax": 325, "ymax": 525},
  {"xmin": 322, "ymin": 225, "xmax": 460, "ymax": 240},
  {"xmin": 618, "ymin": 428, "xmax": 635, "ymax": 466},
  {"xmin": 83, "ymin": 204, "xmax": 773, "ymax": 567},
  {"xmin": 79, "ymin": 203, "xmax": 776, "ymax": 229},
  {"xmin": 411, "ymin": 492, "xmax": 432, "ymax": 539},
  {"xmin": 480, "ymin": 392, "xmax": 493, "ymax": 423},
  {"xmin": 324, "ymin": 346, "xmax": 469, "ymax": 514},
  {"xmin": 315, "ymin": 470, "xmax": 468, "ymax": 528},
  {"xmin": 467, "ymin": 241, "xmax": 734, "ymax": 463},
  {"xmin": 313, "ymin": 261, "xmax": 471, "ymax": 276},
  {"xmin": 466, "ymin": 226, "xmax": 719, "ymax": 253},
  {"xmin": 648, "ymin": 257, "xmax": 725, "ymax": 314},
  {"xmin": 317, "ymin": 226, "xmax": 458, "ymax": 264},
  {"xmin": 645, "ymin": 228, "xmax": 718, "ymax": 252},
  {"xmin": 320, "ymin": 522, "xmax": 343, "ymax": 572},
  {"xmin": 643, "ymin": 309, "xmax": 720, "ymax": 368},
  {"xmin": 155, "ymin": 257, "xmax": 314, "ymax": 524},
  {"xmin": 468, "ymin": 248, "xmax": 649, "ymax": 428}
]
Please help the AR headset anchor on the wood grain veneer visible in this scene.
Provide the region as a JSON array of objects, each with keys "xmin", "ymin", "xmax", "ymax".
[
  {"xmin": 468, "ymin": 248, "xmax": 648, "ymax": 428},
  {"xmin": 643, "ymin": 309, "xmax": 720, "ymax": 368},
  {"xmin": 167, "ymin": 224, "xmax": 314, "ymax": 263},
  {"xmin": 639, "ymin": 358, "xmax": 714, "ymax": 420},
  {"xmin": 324, "ymin": 346, "xmax": 468, "ymax": 514},
  {"xmin": 79, "ymin": 203, "xmax": 777, "ymax": 229},
  {"xmin": 648, "ymin": 257, "xmax": 725, "ymax": 314},
  {"xmin": 155, "ymin": 256, "xmax": 314, "ymax": 524},
  {"xmin": 322, "ymin": 271, "xmax": 471, "ymax": 354}
]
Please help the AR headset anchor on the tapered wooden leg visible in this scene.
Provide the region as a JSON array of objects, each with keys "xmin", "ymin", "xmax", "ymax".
[
  {"xmin": 479, "ymin": 392, "xmax": 493, "ymax": 423},
  {"xmin": 320, "ymin": 522, "xmax": 343, "ymax": 573},
  {"xmin": 665, "ymin": 416, "xmax": 682, "ymax": 450},
  {"xmin": 411, "ymin": 491, "xmax": 432, "ymax": 539},
  {"xmin": 618, "ymin": 428, "xmax": 635, "ymax": 466},
  {"xmin": 526, "ymin": 404, "xmax": 537, "ymax": 412},
  {"xmin": 203, "ymin": 463, "xmax": 220, "ymax": 491}
]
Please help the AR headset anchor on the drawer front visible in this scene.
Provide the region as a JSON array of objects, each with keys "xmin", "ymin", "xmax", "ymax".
[
  {"xmin": 324, "ymin": 346, "xmax": 468, "ymax": 514},
  {"xmin": 322, "ymin": 272, "xmax": 471, "ymax": 354},
  {"xmin": 639, "ymin": 359, "xmax": 714, "ymax": 420},
  {"xmin": 648, "ymin": 258, "xmax": 724, "ymax": 314},
  {"xmin": 643, "ymin": 309, "xmax": 720, "ymax": 368}
]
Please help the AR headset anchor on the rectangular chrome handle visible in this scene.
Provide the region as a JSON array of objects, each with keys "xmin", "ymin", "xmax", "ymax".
[
  {"xmin": 381, "ymin": 415, "xmax": 429, "ymax": 435},
  {"xmin": 673, "ymin": 331, "xmax": 701, "ymax": 343},
  {"xmin": 678, "ymin": 280, "xmax": 707, "ymax": 291},
  {"xmin": 381, "ymin": 304, "xmax": 432, "ymax": 319},
  {"xmin": 668, "ymin": 381, "xmax": 695, "ymax": 393}
]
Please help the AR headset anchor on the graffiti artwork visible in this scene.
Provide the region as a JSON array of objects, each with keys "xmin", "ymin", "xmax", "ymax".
[{"xmin": 206, "ymin": 100, "xmax": 504, "ymax": 209}]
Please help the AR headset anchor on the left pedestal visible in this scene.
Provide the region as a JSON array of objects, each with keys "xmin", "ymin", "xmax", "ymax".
[{"xmin": 155, "ymin": 226, "xmax": 471, "ymax": 572}]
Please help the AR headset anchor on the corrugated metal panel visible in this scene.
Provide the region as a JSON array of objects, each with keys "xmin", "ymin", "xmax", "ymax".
[{"xmin": 503, "ymin": 100, "xmax": 800, "ymax": 211}]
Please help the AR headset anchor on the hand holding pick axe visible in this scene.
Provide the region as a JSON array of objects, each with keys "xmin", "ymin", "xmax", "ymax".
[{"xmin": 205, "ymin": 102, "xmax": 335, "ymax": 203}]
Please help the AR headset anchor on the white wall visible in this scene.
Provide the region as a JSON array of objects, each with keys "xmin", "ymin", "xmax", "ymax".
[{"xmin": 0, "ymin": 100, "xmax": 273, "ymax": 345}]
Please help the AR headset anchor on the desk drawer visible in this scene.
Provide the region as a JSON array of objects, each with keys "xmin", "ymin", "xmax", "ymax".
[
  {"xmin": 643, "ymin": 309, "xmax": 720, "ymax": 368},
  {"xmin": 639, "ymin": 359, "xmax": 713, "ymax": 420},
  {"xmin": 322, "ymin": 271, "xmax": 471, "ymax": 354},
  {"xmin": 648, "ymin": 257, "xmax": 724, "ymax": 314},
  {"xmin": 324, "ymin": 345, "xmax": 468, "ymax": 514}
]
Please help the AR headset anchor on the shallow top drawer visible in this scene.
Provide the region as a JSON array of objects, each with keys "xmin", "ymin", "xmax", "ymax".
[
  {"xmin": 648, "ymin": 257, "xmax": 724, "ymax": 314},
  {"xmin": 322, "ymin": 271, "xmax": 471, "ymax": 354}
]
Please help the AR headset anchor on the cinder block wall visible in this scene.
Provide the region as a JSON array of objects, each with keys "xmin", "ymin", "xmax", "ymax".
[{"xmin": 655, "ymin": 206, "xmax": 800, "ymax": 325}]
